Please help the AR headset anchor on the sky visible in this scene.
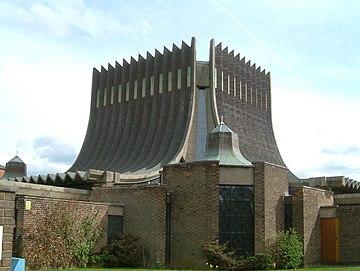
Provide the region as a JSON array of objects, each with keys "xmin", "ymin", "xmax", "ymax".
[{"xmin": 0, "ymin": 0, "xmax": 359, "ymax": 181}]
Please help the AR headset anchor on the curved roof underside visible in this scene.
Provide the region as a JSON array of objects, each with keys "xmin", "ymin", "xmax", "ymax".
[
  {"xmin": 212, "ymin": 42, "xmax": 286, "ymax": 167},
  {"xmin": 69, "ymin": 39, "xmax": 195, "ymax": 180}
]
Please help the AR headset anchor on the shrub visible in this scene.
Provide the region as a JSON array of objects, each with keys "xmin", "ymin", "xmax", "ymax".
[
  {"xmin": 20, "ymin": 201, "xmax": 103, "ymax": 270},
  {"xmin": 239, "ymin": 253, "xmax": 274, "ymax": 270},
  {"xmin": 271, "ymin": 228, "xmax": 303, "ymax": 269},
  {"xmin": 202, "ymin": 243, "xmax": 236, "ymax": 270},
  {"xmin": 103, "ymin": 233, "xmax": 145, "ymax": 268}
]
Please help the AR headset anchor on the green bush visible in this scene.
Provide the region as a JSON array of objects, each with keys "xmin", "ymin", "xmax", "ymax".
[
  {"xmin": 103, "ymin": 233, "xmax": 145, "ymax": 268},
  {"xmin": 271, "ymin": 228, "xmax": 303, "ymax": 269},
  {"xmin": 202, "ymin": 243, "xmax": 274, "ymax": 270},
  {"xmin": 89, "ymin": 250, "xmax": 109, "ymax": 267},
  {"xmin": 239, "ymin": 253, "xmax": 274, "ymax": 270},
  {"xmin": 202, "ymin": 243, "xmax": 236, "ymax": 270}
]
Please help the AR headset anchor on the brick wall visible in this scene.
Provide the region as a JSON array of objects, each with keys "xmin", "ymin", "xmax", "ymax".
[
  {"xmin": 338, "ymin": 205, "xmax": 360, "ymax": 263},
  {"xmin": 91, "ymin": 185, "xmax": 167, "ymax": 266},
  {"xmin": 15, "ymin": 196, "xmax": 109, "ymax": 260},
  {"xmin": 253, "ymin": 162, "xmax": 288, "ymax": 252},
  {"xmin": 162, "ymin": 161, "xmax": 219, "ymax": 269},
  {"xmin": 292, "ymin": 186, "xmax": 333, "ymax": 266},
  {"xmin": 0, "ymin": 187, "xmax": 16, "ymax": 271}
]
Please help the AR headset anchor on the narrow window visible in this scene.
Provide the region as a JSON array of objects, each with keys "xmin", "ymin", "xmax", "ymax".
[
  {"xmin": 228, "ymin": 75, "xmax": 230, "ymax": 95},
  {"xmin": 142, "ymin": 78, "xmax": 146, "ymax": 97},
  {"xmin": 150, "ymin": 76, "xmax": 154, "ymax": 96},
  {"xmin": 214, "ymin": 68, "xmax": 217, "ymax": 89},
  {"xmin": 159, "ymin": 74, "xmax": 163, "ymax": 94},
  {"xmin": 265, "ymin": 93, "xmax": 268, "ymax": 111},
  {"xmin": 103, "ymin": 88, "xmax": 107, "ymax": 106},
  {"xmin": 186, "ymin": 66, "xmax": 191, "ymax": 87},
  {"xmin": 255, "ymin": 88, "xmax": 258, "ymax": 106},
  {"xmin": 221, "ymin": 71, "xmax": 224, "ymax": 91},
  {"xmin": 110, "ymin": 86, "xmax": 114, "ymax": 104},
  {"xmin": 134, "ymin": 80, "xmax": 138, "ymax": 100},
  {"xmin": 96, "ymin": 89, "xmax": 100, "ymax": 108},
  {"xmin": 234, "ymin": 77, "xmax": 237, "ymax": 97},
  {"xmin": 168, "ymin": 72, "xmax": 172, "ymax": 91},
  {"xmin": 126, "ymin": 82, "xmax": 130, "ymax": 101},
  {"xmin": 245, "ymin": 83, "xmax": 248, "ymax": 102},
  {"xmin": 118, "ymin": 84, "xmax": 122, "ymax": 103},
  {"xmin": 239, "ymin": 81, "xmax": 242, "ymax": 100},
  {"xmin": 250, "ymin": 86, "xmax": 253, "ymax": 104},
  {"xmin": 177, "ymin": 69, "xmax": 181, "ymax": 90},
  {"xmin": 107, "ymin": 215, "xmax": 123, "ymax": 245}
]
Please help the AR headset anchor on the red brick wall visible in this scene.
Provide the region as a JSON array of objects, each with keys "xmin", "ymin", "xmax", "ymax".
[
  {"xmin": 292, "ymin": 186, "xmax": 333, "ymax": 266},
  {"xmin": 338, "ymin": 205, "xmax": 360, "ymax": 263},
  {"xmin": 91, "ymin": 185, "xmax": 167, "ymax": 266},
  {"xmin": 254, "ymin": 162, "xmax": 288, "ymax": 252},
  {"xmin": 0, "ymin": 189, "xmax": 16, "ymax": 271},
  {"xmin": 162, "ymin": 161, "xmax": 219, "ymax": 269}
]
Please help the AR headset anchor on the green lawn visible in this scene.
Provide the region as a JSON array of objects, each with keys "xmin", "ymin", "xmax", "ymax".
[{"xmin": 40, "ymin": 267, "xmax": 360, "ymax": 271}]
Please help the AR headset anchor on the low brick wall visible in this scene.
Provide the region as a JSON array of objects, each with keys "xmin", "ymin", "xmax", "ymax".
[
  {"xmin": 292, "ymin": 186, "xmax": 333, "ymax": 266},
  {"xmin": 338, "ymin": 205, "xmax": 360, "ymax": 263},
  {"xmin": 0, "ymin": 186, "xmax": 17, "ymax": 271},
  {"xmin": 15, "ymin": 196, "xmax": 109, "ymax": 259},
  {"xmin": 91, "ymin": 185, "xmax": 167, "ymax": 266}
]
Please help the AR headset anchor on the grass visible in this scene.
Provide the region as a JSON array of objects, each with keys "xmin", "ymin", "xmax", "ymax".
[{"xmin": 39, "ymin": 267, "xmax": 360, "ymax": 271}]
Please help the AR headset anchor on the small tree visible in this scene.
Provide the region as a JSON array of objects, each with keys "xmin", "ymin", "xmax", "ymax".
[{"xmin": 271, "ymin": 228, "xmax": 303, "ymax": 269}]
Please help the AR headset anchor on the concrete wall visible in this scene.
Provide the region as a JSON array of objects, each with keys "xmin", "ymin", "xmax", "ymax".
[
  {"xmin": 292, "ymin": 186, "xmax": 333, "ymax": 266},
  {"xmin": 91, "ymin": 185, "xmax": 167, "ymax": 266},
  {"xmin": 253, "ymin": 162, "xmax": 288, "ymax": 252},
  {"xmin": 162, "ymin": 161, "xmax": 219, "ymax": 269}
]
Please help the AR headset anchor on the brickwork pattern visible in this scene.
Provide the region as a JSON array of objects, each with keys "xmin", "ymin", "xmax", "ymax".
[
  {"xmin": 0, "ymin": 190, "xmax": 16, "ymax": 271},
  {"xmin": 15, "ymin": 196, "xmax": 109, "ymax": 258},
  {"xmin": 162, "ymin": 161, "xmax": 219, "ymax": 269},
  {"xmin": 338, "ymin": 205, "xmax": 360, "ymax": 263},
  {"xmin": 292, "ymin": 187, "xmax": 333, "ymax": 266},
  {"xmin": 254, "ymin": 162, "xmax": 288, "ymax": 252},
  {"xmin": 91, "ymin": 185, "xmax": 167, "ymax": 265}
]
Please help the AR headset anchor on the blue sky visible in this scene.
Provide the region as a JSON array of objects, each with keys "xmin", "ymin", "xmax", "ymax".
[{"xmin": 0, "ymin": 0, "xmax": 359, "ymax": 180}]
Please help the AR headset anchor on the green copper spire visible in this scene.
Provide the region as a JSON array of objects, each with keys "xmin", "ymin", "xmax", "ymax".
[{"xmin": 200, "ymin": 120, "xmax": 252, "ymax": 166}]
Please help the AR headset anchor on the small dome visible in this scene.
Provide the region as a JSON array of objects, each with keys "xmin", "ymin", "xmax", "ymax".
[
  {"xmin": 3, "ymin": 155, "xmax": 27, "ymax": 178},
  {"xmin": 200, "ymin": 121, "xmax": 252, "ymax": 166}
]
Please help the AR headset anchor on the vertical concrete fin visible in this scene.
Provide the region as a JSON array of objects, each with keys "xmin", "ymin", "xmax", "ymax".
[
  {"xmin": 181, "ymin": 40, "xmax": 190, "ymax": 49},
  {"xmin": 123, "ymin": 58, "xmax": 129, "ymax": 66},
  {"xmin": 138, "ymin": 54, "xmax": 146, "ymax": 62}
]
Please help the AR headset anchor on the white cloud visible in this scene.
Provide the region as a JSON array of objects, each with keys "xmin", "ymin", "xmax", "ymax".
[{"xmin": 273, "ymin": 83, "xmax": 360, "ymax": 180}]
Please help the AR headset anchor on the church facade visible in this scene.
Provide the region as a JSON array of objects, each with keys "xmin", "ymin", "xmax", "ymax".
[{"xmin": 1, "ymin": 38, "xmax": 360, "ymax": 270}]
